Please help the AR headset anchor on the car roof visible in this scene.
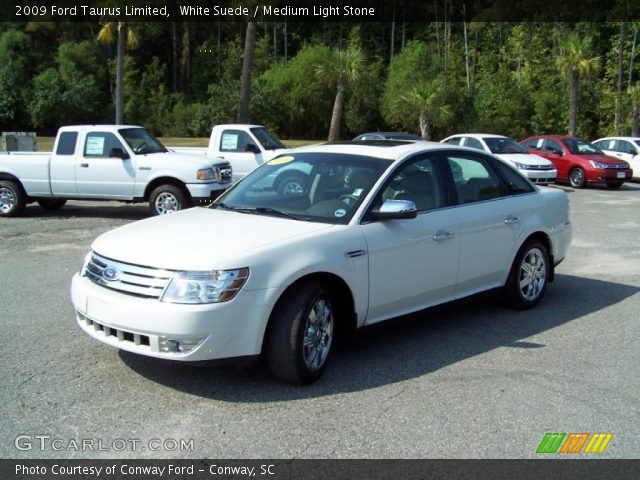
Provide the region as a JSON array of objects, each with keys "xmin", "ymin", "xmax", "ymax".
[
  {"xmin": 595, "ymin": 136, "xmax": 640, "ymax": 141},
  {"xmin": 291, "ymin": 140, "xmax": 458, "ymax": 161},
  {"xmin": 447, "ymin": 133, "xmax": 507, "ymax": 139},
  {"xmin": 59, "ymin": 125, "xmax": 142, "ymax": 130}
]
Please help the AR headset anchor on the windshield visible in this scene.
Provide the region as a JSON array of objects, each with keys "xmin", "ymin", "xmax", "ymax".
[
  {"xmin": 119, "ymin": 128, "xmax": 167, "ymax": 154},
  {"xmin": 212, "ymin": 152, "xmax": 390, "ymax": 224},
  {"xmin": 250, "ymin": 127, "xmax": 286, "ymax": 150},
  {"xmin": 561, "ymin": 138, "xmax": 603, "ymax": 155},
  {"xmin": 483, "ymin": 137, "xmax": 527, "ymax": 154}
]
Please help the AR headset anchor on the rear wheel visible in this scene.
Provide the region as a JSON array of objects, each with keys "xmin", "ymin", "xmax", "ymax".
[
  {"xmin": 267, "ymin": 281, "xmax": 335, "ymax": 384},
  {"xmin": 503, "ymin": 240, "xmax": 549, "ymax": 310},
  {"xmin": 149, "ymin": 184, "xmax": 190, "ymax": 215},
  {"xmin": 0, "ymin": 180, "xmax": 26, "ymax": 217},
  {"xmin": 37, "ymin": 199, "xmax": 67, "ymax": 210},
  {"xmin": 569, "ymin": 167, "xmax": 586, "ymax": 188}
]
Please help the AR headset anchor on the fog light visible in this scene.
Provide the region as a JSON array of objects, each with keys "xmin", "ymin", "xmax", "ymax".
[{"xmin": 159, "ymin": 336, "xmax": 206, "ymax": 353}]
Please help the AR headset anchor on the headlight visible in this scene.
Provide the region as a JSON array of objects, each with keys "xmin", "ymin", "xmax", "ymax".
[
  {"xmin": 514, "ymin": 162, "xmax": 528, "ymax": 170},
  {"xmin": 588, "ymin": 160, "xmax": 609, "ymax": 169},
  {"xmin": 197, "ymin": 168, "xmax": 215, "ymax": 181},
  {"xmin": 161, "ymin": 268, "xmax": 249, "ymax": 304}
]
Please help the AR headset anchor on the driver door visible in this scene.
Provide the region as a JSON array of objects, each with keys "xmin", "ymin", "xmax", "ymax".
[{"xmin": 217, "ymin": 129, "xmax": 263, "ymax": 181}]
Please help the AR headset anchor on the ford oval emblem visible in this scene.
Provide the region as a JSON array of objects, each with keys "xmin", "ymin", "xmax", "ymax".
[{"xmin": 102, "ymin": 266, "xmax": 120, "ymax": 282}]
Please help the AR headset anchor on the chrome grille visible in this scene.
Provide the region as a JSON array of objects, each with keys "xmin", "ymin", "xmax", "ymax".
[
  {"xmin": 527, "ymin": 164, "xmax": 555, "ymax": 171},
  {"xmin": 83, "ymin": 252, "xmax": 174, "ymax": 299},
  {"xmin": 605, "ymin": 164, "xmax": 628, "ymax": 170},
  {"xmin": 216, "ymin": 162, "xmax": 233, "ymax": 182}
]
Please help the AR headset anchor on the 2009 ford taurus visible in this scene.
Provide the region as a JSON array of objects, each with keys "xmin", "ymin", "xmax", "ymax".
[{"xmin": 71, "ymin": 142, "xmax": 572, "ymax": 384}]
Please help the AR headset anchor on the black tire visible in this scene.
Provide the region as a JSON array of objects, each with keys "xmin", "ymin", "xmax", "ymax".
[
  {"xmin": 606, "ymin": 181, "xmax": 623, "ymax": 189},
  {"xmin": 275, "ymin": 172, "xmax": 308, "ymax": 196},
  {"xmin": 568, "ymin": 167, "xmax": 586, "ymax": 188},
  {"xmin": 37, "ymin": 198, "xmax": 67, "ymax": 210},
  {"xmin": 503, "ymin": 239, "xmax": 550, "ymax": 310},
  {"xmin": 149, "ymin": 184, "xmax": 190, "ymax": 215},
  {"xmin": 0, "ymin": 180, "xmax": 26, "ymax": 217},
  {"xmin": 267, "ymin": 281, "xmax": 335, "ymax": 384}
]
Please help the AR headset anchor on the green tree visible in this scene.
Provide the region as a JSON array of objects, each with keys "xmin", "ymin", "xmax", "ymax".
[
  {"xmin": 0, "ymin": 29, "xmax": 33, "ymax": 128},
  {"xmin": 555, "ymin": 32, "xmax": 600, "ymax": 135}
]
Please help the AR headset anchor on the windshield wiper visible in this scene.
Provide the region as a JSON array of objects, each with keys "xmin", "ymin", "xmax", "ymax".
[{"xmin": 210, "ymin": 203, "xmax": 298, "ymax": 220}]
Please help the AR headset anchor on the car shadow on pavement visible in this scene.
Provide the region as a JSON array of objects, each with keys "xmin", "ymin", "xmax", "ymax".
[
  {"xmin": 120, "ymin": 274, "xmax": 639, "ymax": 401},
  {"xmin": 18, "ymin": 203, "xmax": 150, "ymax": 221}
]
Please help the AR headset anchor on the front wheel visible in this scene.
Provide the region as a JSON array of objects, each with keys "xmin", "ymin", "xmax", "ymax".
[
  {"xmin": 569, "ymin": 167, "xmax": 586, "ymax": 188},
  {"xmin": 149, "ymin": 184, "xmax": 190, "ymax": 215},
  {"xmin": 0, "ymin": 180, "xmax": 26, "ymax": 217},
  {"xmin": 503, "ymin": 240, "xmax": 549, "ymax": 310},
  {"xmin": 267, "ymin": 282, "xmax": 335, "ymax": 384}
]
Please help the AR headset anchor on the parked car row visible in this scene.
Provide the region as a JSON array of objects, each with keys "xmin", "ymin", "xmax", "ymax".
[{"xmin": 355, "ymin": 132, "xmax": 637, "ymax": 189}]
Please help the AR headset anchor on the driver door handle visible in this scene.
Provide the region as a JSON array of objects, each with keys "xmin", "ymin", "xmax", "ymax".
[
  {"xmin": 79, "ymin": 163, "xmax": 89, "ymax": 168},
  {"xmin": 433, "ymin": 230, "xmax": 454, "ymax": 242}
]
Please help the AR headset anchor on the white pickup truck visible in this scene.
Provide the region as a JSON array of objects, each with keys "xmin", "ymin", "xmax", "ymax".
[
  {"xmin": 0, "ymin": 125, "xmax": 232, "ymax": 217},
  {"xmin": 170, "ymin": 124, "xmax": 306, "ymax": 194}
]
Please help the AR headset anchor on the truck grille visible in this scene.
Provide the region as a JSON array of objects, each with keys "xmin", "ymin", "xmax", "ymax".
[
  {"xmin": 83, "ymin": 252, "xmax": 174, "ymax": 299},
  {"xmin": 216, "ymin": 162, "xmax": 233, "ymax": 182}
]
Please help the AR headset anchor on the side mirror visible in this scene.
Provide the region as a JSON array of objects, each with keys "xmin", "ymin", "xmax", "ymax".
[
  {"xmin": 109, "ymin": 148, "xmax": 130, "ymax": 160},
  {"xmin": 245, "ymin": 143, "xmax": 260, "ymax": 154},
  {"xmin": 370, "ymin": 199, "xmax": 417, "ymax": 221}
]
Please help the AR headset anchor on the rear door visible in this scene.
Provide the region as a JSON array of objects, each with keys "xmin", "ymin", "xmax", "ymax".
[{"xmin": 74, "ymin": 131, "xmax": 135, "ymax": 198}]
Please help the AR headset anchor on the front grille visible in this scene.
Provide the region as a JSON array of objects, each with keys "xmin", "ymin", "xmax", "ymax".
[
  {"xmin": 77, "ymin": 311, "xmax": 150, "ymax": 347},
  {"xmin": 216, "ymin": 162, "xmax": 233, "ymax": 182},
  {"xmin": 83, "ymin": 252, "xmax": 173, "ymax": 299},
  {"xmin": 605, "ymin": 164, "xmax": 627, "ymax": 170},
  {"xmin": 527, "ymin": 164, "xmax": 555, "ymax": 171}
]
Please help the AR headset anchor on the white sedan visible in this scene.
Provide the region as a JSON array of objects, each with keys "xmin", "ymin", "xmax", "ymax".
[
  {"xmin": 592, "ymin": 137, "xmax": 640, "ymax": 181},
  {"xmin": 441, "ymin": 133, "xmax": 557, "ymax": 185},
  {"xmin": 71, "ymin": 142, "xmax": 571, "ymax": 384}
]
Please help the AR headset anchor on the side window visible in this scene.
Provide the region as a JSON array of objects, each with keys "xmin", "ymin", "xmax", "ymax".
[
  {"xmin": 56, "ymin": 132, "xmax": 78, "ymax": 155},
  {"xmin": 464, "ymin": 137, "xmax": 484, "ymax": 151},
  {"xmin": 220, "ymin": 130, "xmax": 254, "ymax": 153},
  {"xmin": 617, "ymin": 140, "xmax": 635, "ymax": 154},
  {"xmin": 379, "ymin": 156, "xmax": 444, "ymax": 212},
  {"xmin": 446, "ymin": 154, "xmax": 502, "ymax": 204},
  {"xmin": 493, "ymin": 161, "xmax": 535, "ymax": 195},
  {"xmin": 84, "ymin": 132, "xmax": 125, "ymax": 157},
  {"xmin": 543, "ymin": 139, "xmax": 563, "ymax": 154},
  {"xmin": 444, "ymin": 137, "xmax": 462, "ymax": 145}
]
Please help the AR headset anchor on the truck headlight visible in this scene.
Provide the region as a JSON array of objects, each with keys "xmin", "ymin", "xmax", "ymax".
[
  {"xmin": 161, "ymin": 268, "xmax": 249, "ymax": 304},
  {"xmin": 588, "ymin": 160, "xmax": 609, "ymax": 169},
  {"xmin": 514, "ymin": 162, "xmax": 528, "ymax": 170},
  {"xmin": 197, "ymin": 168, "xmax": 215, "ymax": 181}
]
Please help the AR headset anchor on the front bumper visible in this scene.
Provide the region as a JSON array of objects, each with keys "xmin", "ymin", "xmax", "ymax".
[
  {"xmin": 186, "ymin": 182, "xmax": 232, "ymax": 205},
  {"xmin": 586, "ymin": 168, "xmax": 633, "ymax": 184},
  {"xmin": 523, "ymin": 168, "xmax": 557, "ymax": 185},
  {"xmin": 71, "ymin": 274, "xmax": 279, "ymax": 362}
]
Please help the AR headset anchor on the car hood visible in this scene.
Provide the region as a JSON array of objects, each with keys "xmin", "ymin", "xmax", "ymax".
[
  {"xmin": 579, "ymin": 154, "xmax": 629, "ymax": 166},
  {"xmin": 91, "ymin": 207, "xmax": 333, "ymax": 271},
  {"xmin": 495, "ymin": 153, "xmax": 553, "ymax": 166}
]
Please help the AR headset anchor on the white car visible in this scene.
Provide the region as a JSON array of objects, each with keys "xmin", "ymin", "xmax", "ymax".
[
  {"xmin": 441, "ymin": 133, "xmax": 557, "ymax": 185},
  {"xmin": 592, "ymin": 137, "xmax": 640, "ymax": 181},
  {"xmin": 71, "ymin": 142, "xmax": 572, "ymax": 384}
]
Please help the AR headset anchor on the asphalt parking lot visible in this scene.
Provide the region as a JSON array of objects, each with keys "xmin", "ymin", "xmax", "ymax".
[{"xmin": 1, "ymin": 183, "xmax": 639, "ymax": 459}]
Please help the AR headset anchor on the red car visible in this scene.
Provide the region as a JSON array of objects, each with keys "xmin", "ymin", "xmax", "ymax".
[{"xmin": 520, "ymin": 135, "xmax": 633, "ymax": 188}]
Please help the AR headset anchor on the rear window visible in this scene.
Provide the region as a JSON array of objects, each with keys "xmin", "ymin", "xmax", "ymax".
[{"xmin": 56, "ymin": 132, "xmax": 78, "ymax": 155}]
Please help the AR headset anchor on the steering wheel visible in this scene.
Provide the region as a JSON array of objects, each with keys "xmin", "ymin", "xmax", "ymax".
[
  {"xmin": 338, "ymin": 194, "xmax": 360, "ymax": 207},
  {"xmin": 134, "ymin": 142, "xmax": 148, "ymax": 154}
]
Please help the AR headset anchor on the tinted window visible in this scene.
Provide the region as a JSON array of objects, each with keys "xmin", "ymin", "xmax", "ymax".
[
  {"xmin": 483, "ymin": 137, "xmax": 527, "ymax": 154},
  {"xmin": 378, "ymin": 156, "xmax": 444, "ymax": 212},
  {"xmin": 444, "ymin": 137, "xmax": 462, "ymax": 145},
  {"xmin": 84, "ymin": 132, "xmax": 125, "ymax": 157},
  {"xmin": 464, "ymin": 137, "xmax": 484, "ymax": 150},
  {"xmin": 543, "ymin": 139, "xmax": 563, "ymax": 154},
  {"xmin": 561, "ymin": 138, "xmax": 602, "ymax": 154},
  {"xmin": 493, "ymin": 161, "xmax": 535, "ymax": 194},
  {"xmin": 522, "ymin": 138, "xmax": 544, "ymax": 150},
  {"xmin": 119, "ymin": 128, "xmax": 166, "ymax": 154},
  {"xmin": 446, "ymin": 154, "xmax": 502, "ymax": 204},
  {"xmin": 56, "ymin": 132, "xmax": 78, "ymax": 155},
  {"xmin": 616, "ymin": 140, "xmax": 636, "ymax": 154},
  {"xmin": 250, "ymin": 127, "xmax": 285, "ymax": 150},
  {"xmin": 220, "ymin": 130, "xmax": 255, "ymax": 153}
]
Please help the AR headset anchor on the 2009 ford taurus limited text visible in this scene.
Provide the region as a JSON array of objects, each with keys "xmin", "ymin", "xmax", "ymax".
[{"xmin": 71, "ymin": 142, "xmax": 572, "ymax": 384}]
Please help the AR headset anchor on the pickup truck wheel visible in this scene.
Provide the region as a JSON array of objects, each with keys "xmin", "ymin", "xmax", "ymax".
[
  {"xmin": 503, "ymin": 240, "xmax": 549, "ymax": 310},
  {"xmin": 37, "ymin": 199, "xmax": 67, "ymax": 210},
  {"xmin": 0, "ymin": 180, "xmax": 26, "ymax": 217},
  {"xmin": 275, "ymin": 172, "xmax": 307, "ymax": 196},
  {"xmin": 149, "ymin": 185, "xmax": 189, "ymax": 215},
  {"xmin": 267, "ymin": 282, "xmax": 335, "ymax": 384}
]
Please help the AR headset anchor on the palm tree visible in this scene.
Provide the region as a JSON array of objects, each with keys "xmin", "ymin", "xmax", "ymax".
[
  {"xmin": 237, "ymin": 21, "xmax": 256, "ymax": 123},
  {"xmin": 399, "ymin": 80, "xmax": 451, "ymax": 140},
  {"xmin": 555, "ymin": 32, "xmax": 600, "ymax": 136},
  {"xmin": 97, "ymin": 21, "xmax": 138, "ymax": 124},
  {"xmin": 316, "ymin": 46, "xmax": 365, "ymax": 141},
  {"xmin": 629, "ymin": 84, "xmax": 640, "ymax": 136}
]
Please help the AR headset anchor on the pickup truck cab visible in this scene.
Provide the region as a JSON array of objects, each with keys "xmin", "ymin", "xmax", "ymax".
[{"xmin": 0, "ymin": 125, "xmax": 232, "ymax": 217}]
